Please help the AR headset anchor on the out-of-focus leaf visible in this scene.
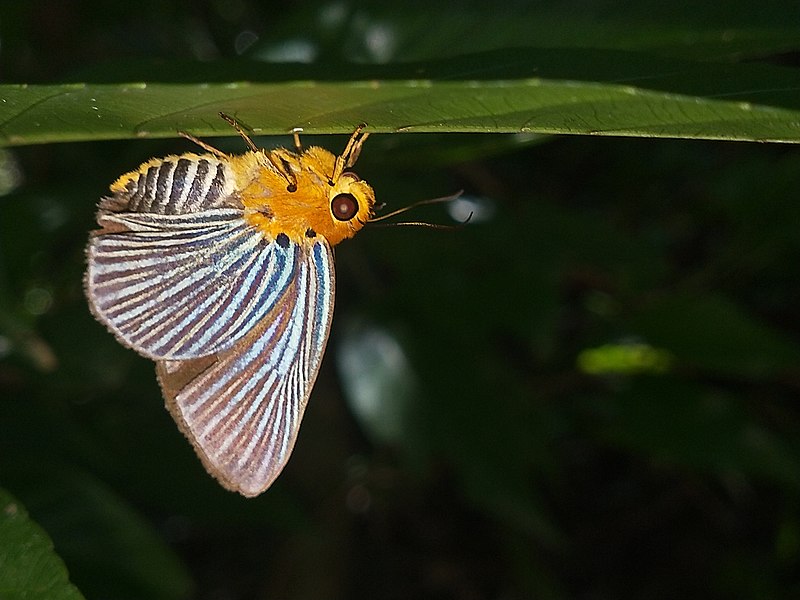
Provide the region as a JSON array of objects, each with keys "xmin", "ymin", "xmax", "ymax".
[
  {"xmin": 337, "ymin": 318, "xmax": 418, "ymax": 447},
  {"xmin": 630, "ymin": 293, "xmax": 800, "ymax": 377},
  {"xmin": 577, "ymin": 341, "xmax": 673, "ymax": 375},
  {"xmin": 314, "ymin": 0, "xmax": 800, "ymax": 62},
  {"xmin": 597, "ymin": 377, "xmax": 800, "ymax": 490},
  {"xmin": 0, "ymin": 488, "xmax": 85, "ymax": 600},
  {"xmin": 6, "ymin": 469, "xmax": 192, "ymax": 600}
]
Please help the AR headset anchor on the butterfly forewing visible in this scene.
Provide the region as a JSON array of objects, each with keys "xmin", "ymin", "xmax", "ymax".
[
  {"xmin": 156, "ymin": 240, "xmax": 335, "ymax": 496},
  {"xmin": 86, "ymin": 209, "xmax": 299, "ymax": 360}
]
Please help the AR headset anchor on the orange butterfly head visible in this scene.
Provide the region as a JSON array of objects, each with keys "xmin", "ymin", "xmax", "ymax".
[{"xmin": 236, "ymin": 128, "xmax": 375, "ymax": 246}]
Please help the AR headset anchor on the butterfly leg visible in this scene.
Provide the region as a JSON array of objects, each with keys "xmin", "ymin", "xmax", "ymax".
[
  {"xmin": 291, "ymin": 128, "xmax": 304, "ymax": 153},
  {"xmin": 177, "ymin": 130, "xmax": 229, "ymax": 159},
  {"xmin": 218, "ymin": 112, "xmax": 261, "ymax": 153}
]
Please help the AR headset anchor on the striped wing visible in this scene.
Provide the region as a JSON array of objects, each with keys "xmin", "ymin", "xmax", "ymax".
[
  {"xmin": 85, "ymin": 209, "xmax": 299, "ymax": 360},
  {"xmin": 156, "ymin": 240, "xmax": 335, "ymax": 496}
]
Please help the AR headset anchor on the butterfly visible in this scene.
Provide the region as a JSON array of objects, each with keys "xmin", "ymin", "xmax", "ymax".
[{"xmin": 85, "ymin": 114, "xmax": 375, "ymax": 497}]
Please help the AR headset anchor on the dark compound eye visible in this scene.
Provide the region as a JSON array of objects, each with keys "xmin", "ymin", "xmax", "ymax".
[{"xmin": 331, "ymin": 193, "xmax": 359, "ymax": 221}]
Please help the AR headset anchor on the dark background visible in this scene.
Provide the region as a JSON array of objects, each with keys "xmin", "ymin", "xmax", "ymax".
[{"xmin": 2, "ymin": 1, "xmax": 800, "ymax": 599}]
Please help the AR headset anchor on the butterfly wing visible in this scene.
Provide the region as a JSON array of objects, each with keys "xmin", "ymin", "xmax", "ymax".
[
  {"xmin": 156, "ymin": 239, "xmax": 335, "ymax": 496},
  {"xmin": 85, "ymin": 209, "xmax": 300, "ymax": 360}
]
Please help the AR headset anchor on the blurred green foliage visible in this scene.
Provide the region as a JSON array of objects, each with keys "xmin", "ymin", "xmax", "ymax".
[
  {"xmin": 2, "ymin": 1, "xmax": 800, "ymax": 599},
  {"xmin": 0, "ymin": 489, "xmax": 84, "ymax": 600}
]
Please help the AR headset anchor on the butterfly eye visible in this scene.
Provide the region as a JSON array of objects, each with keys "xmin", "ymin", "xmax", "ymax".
[{"xmin": 331, "ymin": 193, "xmax": 359, "ymax": 221}]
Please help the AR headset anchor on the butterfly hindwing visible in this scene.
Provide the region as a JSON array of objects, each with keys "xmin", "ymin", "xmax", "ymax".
[
  {"xmin": 156, "ymin": 239, "xmax": 335, "ymax": 496},
  {"xmin": 86, "ymin": 209, "xmax": 300, "ymax": 360}
]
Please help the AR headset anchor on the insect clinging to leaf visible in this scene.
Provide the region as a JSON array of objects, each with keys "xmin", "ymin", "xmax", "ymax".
[{"xmin": 85, "ymin": 114, "xmax": 375, "ymax": 497}]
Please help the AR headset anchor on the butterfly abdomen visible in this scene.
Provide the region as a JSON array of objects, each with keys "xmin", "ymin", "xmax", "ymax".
[{"xmin": 107, "ymin": 154, "xmax": 241, "ymax": 215}]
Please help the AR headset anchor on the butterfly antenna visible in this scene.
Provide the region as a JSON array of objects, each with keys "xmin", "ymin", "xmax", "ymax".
[
  {"xmin": 370, "ymin": 213, "xmax": 473, "ymax": 230},
  {"xmin": 332, "ymin": 124, "xmax": 369, "ymax": 182},
  {"xmin": 369, "ymin": 190, "xmax": 464, "ymax": 223}
]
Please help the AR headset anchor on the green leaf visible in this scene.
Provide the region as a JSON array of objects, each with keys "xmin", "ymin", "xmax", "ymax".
[
  {"xmin": 318, "ymin": 0, "xmax": 800, "ymax": 62},
  {"xmin": 597, "ymin": 377, "xmax": 800, "ymax": 490},
  {"xmin": 6, "ymin": 469, "xmax": 193, "ymax": 600},
  {"xmin": 0, "ymin": 488, "xmax": 85, "ymax": 600},
  {"xmin": 2, "ymin": 49, "xmax": 800, "ymax": 145},
  {"xmin": 630, "ymin": 293, "xmax": 800, "ymax": 377}
]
